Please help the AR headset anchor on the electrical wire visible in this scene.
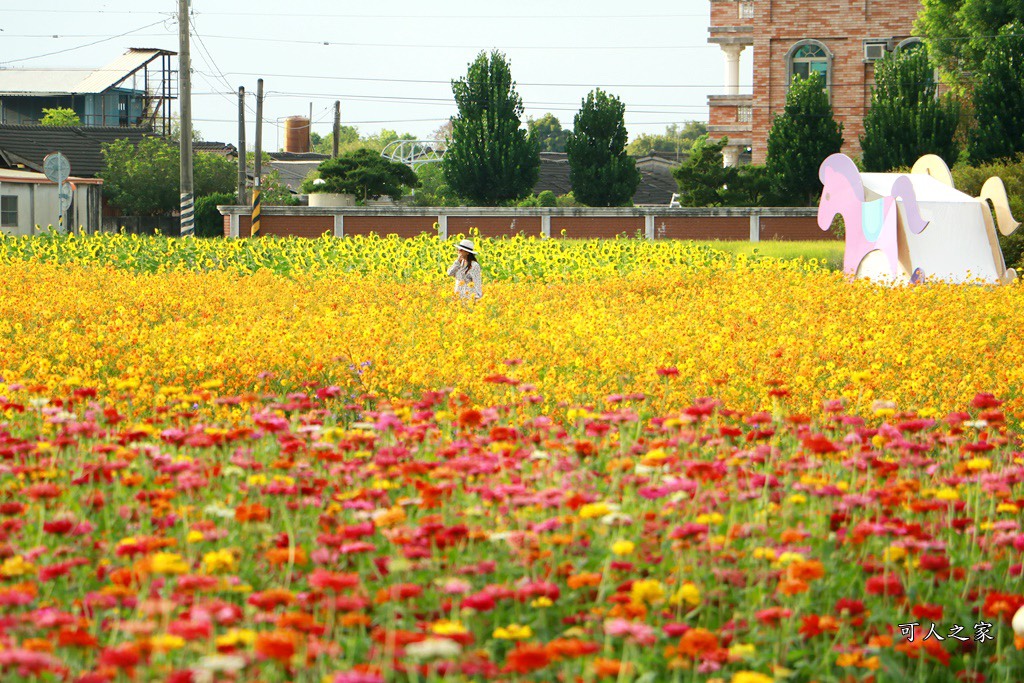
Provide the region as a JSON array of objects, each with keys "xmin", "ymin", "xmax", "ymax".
[{"xmin": 0, "ymin": 20, "xmax": 171, "ymax": 66}]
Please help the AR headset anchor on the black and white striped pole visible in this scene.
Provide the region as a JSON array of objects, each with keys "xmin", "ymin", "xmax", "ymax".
[{"xmin": 178, "ymin": 0, "xmax": 195, "ymax": 238}]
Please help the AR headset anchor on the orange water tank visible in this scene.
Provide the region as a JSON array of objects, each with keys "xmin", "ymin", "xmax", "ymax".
[{"xmin": 284, "ymin": 116, "xmax": 311, "ymax": 153}]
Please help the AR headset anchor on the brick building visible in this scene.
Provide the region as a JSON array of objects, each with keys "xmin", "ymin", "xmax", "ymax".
[{"xmin": 708, "ymin": 0, "xmax": 921, "ymax": 166}]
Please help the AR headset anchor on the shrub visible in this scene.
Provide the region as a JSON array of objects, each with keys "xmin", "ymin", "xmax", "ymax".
[{"xmin": 193, "ymin": 192, "xmax": 236, "ymax": 238}]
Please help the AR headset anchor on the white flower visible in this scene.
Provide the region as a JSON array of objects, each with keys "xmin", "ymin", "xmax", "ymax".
[
  {"xmin": 1013, "ymin": 604, "xmax": 1024, "ymax": 637},
  {"xmin": 405, "ymin": 638, "xmax": 462, "ymax": 660},
  {"xmin": 192, "ymin": 654, "xmax": 247, "ymax": 683}
]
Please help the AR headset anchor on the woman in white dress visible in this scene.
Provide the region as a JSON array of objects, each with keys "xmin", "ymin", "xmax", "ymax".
[{"xmin": 447, "ymin": 239, "xmax": 483, "ymax": 301}]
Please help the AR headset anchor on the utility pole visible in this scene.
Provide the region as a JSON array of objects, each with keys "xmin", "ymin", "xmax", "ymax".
[
  {"xmin": 333, "ymin": 100, "xmax": 340, "ymax": 158},
  {"xmin": 237, "ymin": 86, "xmax": 246, "ymax": 205},
  {"xmin": 252, "ymin": 78, "xmax": 264, "ymax": 237},
  {"xmin": 309, "ymin": 101, "xmax": 313, "ymax": 151},
  {"xmin": 178, "ymin": 0, "xmax": 194, "ymax": 237}
]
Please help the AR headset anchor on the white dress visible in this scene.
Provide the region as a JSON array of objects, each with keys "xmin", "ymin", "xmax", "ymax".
[{"xmin": 447, "ymin": 260, "xmax": 483, "ymax": 299}]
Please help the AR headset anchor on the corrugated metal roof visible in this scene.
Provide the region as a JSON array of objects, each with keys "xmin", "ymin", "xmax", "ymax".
[
  {"xmin": 0, "ymin": 124, "xmax": 153, "ymax": 177},
  {"xmin": 0, "ymin": 69, "xmax": 91, "ymax": 96},
  {"xmin": 0, "ymin": 48, "xmax": 172, "ymax": 96},
  {"xmin": 73, "ymin": 48, "xmax": 170, "ymax": 94}
]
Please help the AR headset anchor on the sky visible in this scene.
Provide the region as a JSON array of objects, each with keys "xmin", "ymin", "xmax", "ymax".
[{"xmin": 0, "ymin": 1, "xmax": 754, "ymax": 150}]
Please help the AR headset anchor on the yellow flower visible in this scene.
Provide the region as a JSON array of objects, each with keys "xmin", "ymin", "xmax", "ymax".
[
  {"xmin": 579, "ymin": 502, "xmax": 612, "ymax": 519},
  {"xmin": 695, "ymin": 512, "xmax": 724, "ymax": 525},
  {"xmin": 202, "ymin": 549, "xmax": 236, "ymax": 574},
  {"xmin": 883, "ymin": 546, "xmax": 907, "ymax": 563},
  {"xmin": 150, "ymin": 552, "xmax": 190, "ymax": 575},
  {"xmin": 186, "ymin": 530, "xmax": 205, "ymax": 543},
  {"xmin": 997, "ymin": 503, "xmax": 1019, "ymax": 513},
  {"xmin": 934, "ymin": 487, "xmax": 960, "ymax": 501},
  {"xmin": 611, "ymin": 540, "xmax": 635, "ymax": 556},
  {"xmin": 151, "ymin": 633, "xmax": 186, "ymax": 652},
  {"xmin": 752, "ymin": 547, "xmax": 776, "ymax": 561},
  {"xmin": 630, "ymin": 579, "xmax": 665, "ymax": 606},
  {"xmin": 216, "ymin": 628, "xmax": 257, "ymax": 648},
  {"xmin": 728, "ymin": 643, "xmax": 756, "ymax": 660},
  {"xmin": 966, "ymin": 457, "xmax": 992, "ymax": 471},
  {"xmin": 731, "ymin": 671, "xmax": 775, "ymax": 683},
  {"xmin": 531, "ymin": 597, "xmax": 553, "ymax": 608},
  {"xmin": 430, "ymin": 620, "xmax": 467, "ymax": 636},
  {"xmin": 669, "ymin": 582, "xmax": 701, "ymax": 607},
  {"xmin": 493, "ymin": 624, "xmax": 532, "ymax": 640},
  {"xmin": 0, "ymin": 555, "xmax": 35, "ymax": 577},
  {"xmin": 774, "ymin": 552, "xmax": 804, "ymax": 566},
  {"xmin": 787, "ymin": 494, "xmax": 807, "ymax": 505}
]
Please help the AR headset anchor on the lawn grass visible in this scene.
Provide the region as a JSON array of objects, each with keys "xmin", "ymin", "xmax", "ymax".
[{"xmin": 694, "ymin": 239, "xmax": 845, "ymax": 270}]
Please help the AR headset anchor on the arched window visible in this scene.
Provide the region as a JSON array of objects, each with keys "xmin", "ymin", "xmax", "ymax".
[
  {"xmin": 895, "ymin": 37, "xmax": 924, "ymax": 53},
  {"xmin": 787, "ymin": 40, "xmax": 832, "ymax": 93}
]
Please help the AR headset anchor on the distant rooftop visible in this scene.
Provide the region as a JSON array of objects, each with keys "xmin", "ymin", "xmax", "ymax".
[
  {"xmin": 0, "ymin": 48, "xmax": 175, "ymax": 96},
  {"xmin": 0, "ymin": 124, "xmax": 153, "ymax": 177}
]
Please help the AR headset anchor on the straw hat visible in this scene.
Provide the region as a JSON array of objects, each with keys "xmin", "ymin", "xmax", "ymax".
[{"xmin": 456, "ymin": 239, "xmax": 477, "ymax": 254}]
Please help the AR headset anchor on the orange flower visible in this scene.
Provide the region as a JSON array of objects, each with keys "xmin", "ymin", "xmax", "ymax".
[
  {"xmin": 567, "ymin": 572, "xmax": 602, "ymax": 589},
  {"xmin": 676, "ymin": 627, "xmax": 719, "ymax": 658},
  {"xmin": 545, "ymin": 638, "xmax": 599, "ymax": 661},
  {"xmin": 503, "ymin": 643, "xmax": 550, "ymax": 674},
  {"xmin": 21, "ymin": 638, "xmax": 53, "ymax": 653},
  {"xmin": 340, "ymin": 612, "xmax": 372, "ymax": 628},
  {"xmin": 235, "ymin": 503, "xmax": 271, "ymax": 523},
  {"xmin": 458, "ymin": 409, "xmax": 482, "ymax": 428},
  {"xmin": 789, "ymin": 559, "xmax": 825, "ymax": 582},
  {"xmin": 255, "ymin": 628, "xmax": 298, "ymax": 664},
  {"xmin": 593, "ymin": 658, "xmax": 629, "ymax": 678},
  {"xmin": 777, "ymin": 578, "xmax": 810, "ymax": 596},
  {"xmin": 265, "ymin": 547, "xmax": 307, "ymax": 567}
]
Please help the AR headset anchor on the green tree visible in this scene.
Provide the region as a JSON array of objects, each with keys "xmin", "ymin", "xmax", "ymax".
[
  {"xmin": 443, "ymin": 50, "xmax": 539, "ymax": 205},
  {"xmin": 301, "ymin": 148, "xmax": 419, "ymax": 201},
  {"xmin": 860, "ymin": 45, "xmax": 961, "ymax": 171},
  {"xmin": 969, "ymin": 22, "xmax": 1024, "ymax": 163},
  {"xmin": 671, "ymin": 135, "xmax": 735, "ymax": 206},
  {"xmin": 765, "ymin": 74, "xmax": 844, "ymax": 205},
  {"xmin": 40, "ymin": 107, "xmax": 80, "ymax": 126},
  {"xmin": 626, "ymin": 122, "xmax": 707, "ymax": 157},
  {"xmin": 527, "ymin": 113, "xmax": 570, "ymax": 153},
  {"xmin": 193, "ymin": 192, "xmax": 235, "ymax": 238},
  {"xmin": 566, "ymin": 88, "xmax": 640, "ymax": 206},
  {"xmin": 916, "ymin": 0, "xmax": 1024, "ymax": 87},
  {"xmin": 412, "ymin": 163, "xmax": 462, "ymax": 207},
  {"xmin": 100, "ymin": 137, "xmax": 236, "ymax": 215},
  {"xmin": 311, "ymin": 127, "xmax": 360, "ymax": 155}
]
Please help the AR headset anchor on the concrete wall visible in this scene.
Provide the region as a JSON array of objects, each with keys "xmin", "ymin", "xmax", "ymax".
[
  {"xmin": 218, "ymin": 206, "xmax": 831, "ymax": 243},
  {"xmin": 0, "ymin": 181, "xmax": 102, "ymax": 235}
]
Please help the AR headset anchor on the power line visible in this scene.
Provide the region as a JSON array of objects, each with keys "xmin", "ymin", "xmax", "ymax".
[
  {"xmin": 190, "ymin": 33, "xmax": 713, "ymax": 51},
  {"xmin": 0, "ymin": 9, "xmax": 707, "ymax": 20},
  {"xmin": 0, "ymin": 19, "xmax": 170, "ymax": 66}
]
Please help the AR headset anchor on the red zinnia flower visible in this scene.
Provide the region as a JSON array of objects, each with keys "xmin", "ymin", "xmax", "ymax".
[{"xmin": 503, "ymin": 643, "xmax": 550, "ymax": 674}]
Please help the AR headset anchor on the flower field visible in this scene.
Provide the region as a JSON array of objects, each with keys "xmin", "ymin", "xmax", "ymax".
[{"xmin": 0, "ymin": 233, "xmax": 1021, "ymax": 682}]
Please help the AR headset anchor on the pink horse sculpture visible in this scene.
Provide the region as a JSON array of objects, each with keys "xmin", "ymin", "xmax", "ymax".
[{"xmin": 818, "ymin": 154, "xmax": 929, "ymax": 276}]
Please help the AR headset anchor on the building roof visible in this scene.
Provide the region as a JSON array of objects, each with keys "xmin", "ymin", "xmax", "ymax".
[
  {"xmin": 0, "ymin": 48, "xmax": 174, "ymax": 96},
  {"xmin": 265, "ymin": 160, "xmax": 320, "ymax": 193},
  {"xmin": 195, "ymin": 141, "xmax": 237, "ymax": 157},
  {"xmin": 0, "ymin": 167, "xmax": 101, "ymax": 185},
  {"xmin": 533, "ymin": 152, "xmax": 681, "ymax": 206},
  {"xmin": 0, "ymin": 124, "xmax": 153, "ymax": 177},
  {"xmin": 268, "ymin": 151, "xmax": 330, "ymax": 162}
]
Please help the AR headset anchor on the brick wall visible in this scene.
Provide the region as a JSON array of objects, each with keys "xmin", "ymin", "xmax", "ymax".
[
  {"xmin": 343, "ymin": 216, "xmax": 437, "ymax": 238},
  {"xmin": 447, "ymin": 216, "xmax": 542, "ymax": 238},
  {"xmin": 730, "ymin": 0, "xmax": 919, "ymax": 163},
  {"xmin": 220, "ymin": 209, "xmax": 826, "ymax": 241},
  {"xmin": 550, "ymin": 217, "xmax": 645, "ymax": 239},
  {"xmin": 652, "ymin": 216, "xmax": 750, "ymax": 240},
  {"xmin": 760, "ymin": 215, "xmax": 834, "ymax": 241}
]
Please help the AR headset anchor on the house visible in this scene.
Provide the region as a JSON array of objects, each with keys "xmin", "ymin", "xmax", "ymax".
[
  {"xmin": 0, "ymin": 124, "xmax": 153, "ymax": 178},
  {"xmin": 0, "ymin": 168, "xmax": 102, "ymax": 235},
  {"xmin": 0, "ymin": 124, "xmax": 153, "ymax": 216},
  {"xmin": 707, "ymin": 0, "xmax": 919, "ymax": 165},
  {"xmin": 0, "ymin": 48, "xmax": 176, "ymax": 134}
]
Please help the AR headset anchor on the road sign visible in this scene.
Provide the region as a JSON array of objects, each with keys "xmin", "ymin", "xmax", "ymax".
[
  {"xmin": 58, "ymin": 184, "xmax": 74, "ymax": 213},
  {"xmin": 43, "ymin": 153, "xmax": 70, "ymax": 184}
]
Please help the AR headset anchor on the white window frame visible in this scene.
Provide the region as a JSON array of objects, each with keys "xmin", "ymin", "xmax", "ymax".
[{"xmin": 786, "ymin": 39, "xmax": 834, "ymax": 98}]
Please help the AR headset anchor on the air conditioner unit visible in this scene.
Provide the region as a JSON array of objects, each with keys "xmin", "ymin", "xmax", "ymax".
[{"xmin": 864, "ymin": 43, "xmax": 887, "ymax": 61}]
